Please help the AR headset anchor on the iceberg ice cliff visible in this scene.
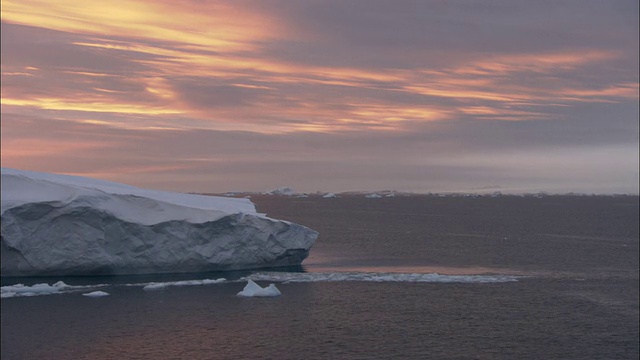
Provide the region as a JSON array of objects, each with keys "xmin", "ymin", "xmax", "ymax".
[{"xmin": 1, "ymin": 168, "xmax": 318, "ymax": 276}]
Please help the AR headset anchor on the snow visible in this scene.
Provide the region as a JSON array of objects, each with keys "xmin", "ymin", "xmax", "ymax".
[
  {"xmin": 83, "ymin": 291, "xmax": 110, "ymax": 297},
  {"xmin": 1, "ymin": 168, "xmax": 318, "ymax": 276},
  {"xmin": 1, "ymin": 167, "xmax": 256, "ymax": 224},
  {"xmin": 237, "ymin": 279, "xmax": 281, "ymax": 297}
]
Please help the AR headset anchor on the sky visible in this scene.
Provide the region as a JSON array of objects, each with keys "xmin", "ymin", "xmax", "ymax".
[{"xmin": 1, "ymin": 0, "xmax": 638, "ymax": 194}]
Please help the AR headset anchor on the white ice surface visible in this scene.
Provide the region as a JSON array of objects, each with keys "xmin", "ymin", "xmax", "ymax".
[
  {"xmin": 83, "ymin": 291, "xmax": 110, "ymax": 297},
  {"xmin": 237, "ymin": 279, "xmax": 282, "ymax": 297},
  {"xmin": 1, "ymin": 167, "xmax": 257, "ymax": 224}
]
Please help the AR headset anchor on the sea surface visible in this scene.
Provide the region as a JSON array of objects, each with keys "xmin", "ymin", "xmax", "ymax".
[{"xmin": 2, "ymin": 195, "xmax": 638, "ymax": 359}]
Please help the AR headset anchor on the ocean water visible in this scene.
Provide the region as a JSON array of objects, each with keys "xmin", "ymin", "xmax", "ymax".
[{"xmin": 2, "ymin": 195, "xmax": 638, "ymax": 359}]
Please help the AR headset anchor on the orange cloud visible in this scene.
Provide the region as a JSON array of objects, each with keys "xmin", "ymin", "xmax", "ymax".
[
  {"xmin": 2, "ymin": 98, "xmax": 182, "ymax": 115},
  {"xmin": 560, "ymin": 82, "xmax": 639, "ymax": 100},
  {"xmin": 455, "ymin": 50, "xmax": 618, "ymax": 75},
  {"xmin": 1, "ymin": 0, "xmax": 282, "ymax": 51},
  {"xmin": 1, "ymin": 0, "xmax": 637, "ymax": 136},
  {"xmin": 0, "ymin": 137, "xmax": 113, "ymax": 159}
]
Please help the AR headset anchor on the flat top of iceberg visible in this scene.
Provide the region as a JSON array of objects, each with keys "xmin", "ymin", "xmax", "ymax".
[{"xmin": 1, "ymin": 168, "xmax": 257, "ymax": 223}]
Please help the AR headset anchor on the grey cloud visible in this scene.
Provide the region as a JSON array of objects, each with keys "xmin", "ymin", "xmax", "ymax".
[
  {"xmin": 171, "ymin": 77, "xmax": 275, "ymax": 110},
  {"xmin": 1, "ymin": 23, "xmax": 150, "ymax": 74},
  {"xmin": 253, "ymin": 0, "xmax": 638, "ymax": 70},
  {"xmin": 2, "ymin": 111, "xmax": 637, "ymax": 193},
  {"xmin": 1, "ymin": 23, "xmax": 170, "ymax": 106},
  {"xmin": 1, "ymin": 2, "xmax": 637, "ymax": 194}
]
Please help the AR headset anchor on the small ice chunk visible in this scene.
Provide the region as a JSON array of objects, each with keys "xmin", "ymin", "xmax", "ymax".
[
  {"xmin": 83, "ymin": 291, "xmax": 109, "ymax": 297},
  {"xmin": 201, "ymin": 278, "xmax": 227, "ymax": 285},
  {"xmin": 237, "ymin": 279, "xmax": 281, "ymax": 297},
  {"xmin": 143, "ymin": 283, "xmax": 168, "ymax": 291},
  {"xmin": 52, "ymin": 281, "xmax": 70, "ymax": 288}
]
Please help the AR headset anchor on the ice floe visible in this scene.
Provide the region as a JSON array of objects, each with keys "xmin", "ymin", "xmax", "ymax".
[
  {"xmin": 2, "ymin": 271, "xmax": 520, "ymax": 299},
  {"xmin": 1, "ymin": 281, "xmax": 106, "ymax": 298},
  {"xmin": 2, "ymin": 277, "xmax": 229, "ymax": 298},
  {"xmin": 142, "ymin": 278, "xmax": 227, "ymax": 291},
  {"xmin": 247, "ymin": 272, "xmax": 520, "ymax": 283}
]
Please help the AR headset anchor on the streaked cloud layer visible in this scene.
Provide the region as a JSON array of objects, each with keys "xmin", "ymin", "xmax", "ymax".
[{"xmin": 2, "ymin": 0, "xmax": 638, "ymax": 193}]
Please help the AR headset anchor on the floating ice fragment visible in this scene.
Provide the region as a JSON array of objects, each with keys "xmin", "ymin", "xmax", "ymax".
[
  {"xmin": 142, "ymin": 278, "xmax": 227, "ymax": 291},
  {"xmin": 201, "ymin": 278, "xmax": 227, "ymax": 285},
  {"xmin": 83, "ymin": 291, "xmax": 109, "ymax": 297},
  {"xmin": 143, "ymin": 283, "xmax": 168, "ymax": 291},
  {"xmin": 237, "ymin": 279, "xmax": 281, "ymax": 297}
]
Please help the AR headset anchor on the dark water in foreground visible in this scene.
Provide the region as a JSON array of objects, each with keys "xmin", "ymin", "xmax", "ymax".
[{"xmin": 2, "ymin": 195, "xmax": 639, "ymax": 359}]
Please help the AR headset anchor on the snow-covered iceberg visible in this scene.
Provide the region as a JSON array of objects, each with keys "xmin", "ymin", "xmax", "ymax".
[{"xmin": 1, "ymin": 168, "xmax": 318, "ymax": 276}]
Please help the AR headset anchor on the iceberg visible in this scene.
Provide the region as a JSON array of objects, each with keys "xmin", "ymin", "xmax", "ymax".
[
  {"xmin": 268, "ymin": 186, "xmax": 296, "ymax": 196},
  {"xmin": 83, "ymin": 291, "xmax": 110, "ymax": 297},
  {"xmin": 236, "ymin": 279, "xmax": 281, "ymax": 297},
  {"xmin": 1, "ymin": 168, "xmax": 318, "ymax": 276}
]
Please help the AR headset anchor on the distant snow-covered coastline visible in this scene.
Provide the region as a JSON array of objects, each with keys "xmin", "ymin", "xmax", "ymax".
[{"xmin": 1, "ymin": 168, "xmax": 318, "ymax": 277}]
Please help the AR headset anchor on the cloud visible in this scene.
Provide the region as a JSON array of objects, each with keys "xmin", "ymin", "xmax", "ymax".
[
  {"xmin": 2, "ymin": 109, "xmax": 637, "ymax": 193},
  {"xmin": 1, "ymin": 1, "xmax": 638, "ymax": 193}
]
